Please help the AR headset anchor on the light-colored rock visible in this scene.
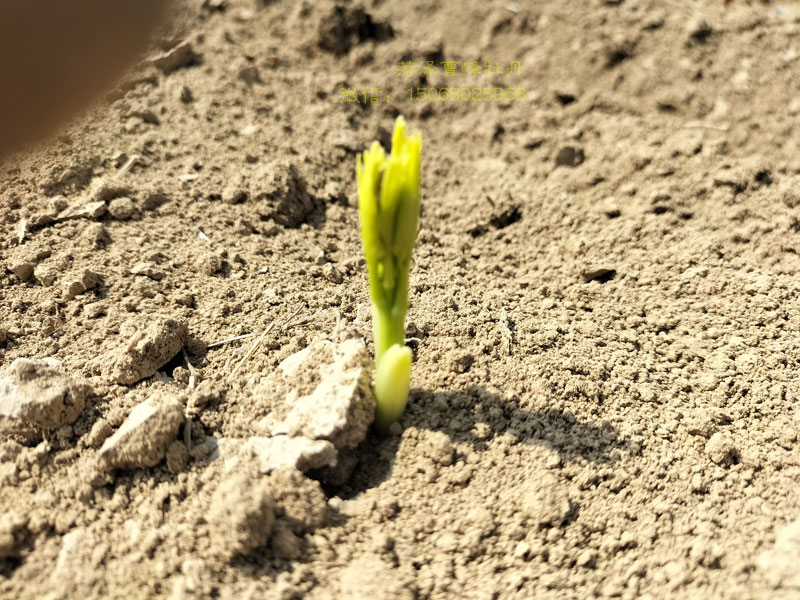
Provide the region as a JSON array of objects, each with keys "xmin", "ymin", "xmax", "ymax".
[
  {"xmin": 705, "ymin": 432, "xmax": 738, "ymax": 466},
  {"xmin": 97, "ymin": 393, "xmax": 184, "ymax": 470},
  {"xmin": 150, "ymin": 41, "xmax": 200, "ymax": 74},
  {"xmin": 0, "ymin": 358, "xmax": 89, "ymax": 441},
  {"xmin": 56, "ymin": 200, "xmax": 107, "ymax": 221},
  {"xmin": 218, "ymin": 436, "xmax": 336, "ymax": 474},
  {"xmin": 63, "ymin": 268, "xmax": 103, "ymax": 301},
  {"xmin": 130, "ymin": 261, "xmax": 166, "ymax": 281},
  {"xmin": 268, "ymin": 338, "xmax": 375, "ymax": 449},
  {"xmin": 34, "ymin": 264, "xmax": 57, "ymax": 286},
  {"xmin": 108, "ymin": 197, "xmax": 136, "ymax": 220}
]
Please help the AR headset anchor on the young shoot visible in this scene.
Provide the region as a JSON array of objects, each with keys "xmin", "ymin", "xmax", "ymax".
[{"xmin": 356, "ymin": 116, "xmax": 421, "ymax": 430}]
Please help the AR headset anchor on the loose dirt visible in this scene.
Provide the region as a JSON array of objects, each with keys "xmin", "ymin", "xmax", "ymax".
[{"xmin": 1, "ymin": 1, "xmax": 799, "ymax": 598}]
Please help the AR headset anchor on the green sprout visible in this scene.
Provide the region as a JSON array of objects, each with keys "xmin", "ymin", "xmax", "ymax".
[{"xmin": 356, "ymin": 116, "xmax": 421, "ymax": 430}]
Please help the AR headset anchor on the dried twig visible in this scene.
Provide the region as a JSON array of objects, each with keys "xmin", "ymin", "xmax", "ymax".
[
  {"xmin": 682, "ymin": 121, "xmax": 729, "ymax": 132},
  {"xmin": 115, "ymin": 154, "xmax": 140, "ymax": 178},
  {"xmin": 228, "ymin": 304, "xmax": 304, "ymax": 380},
  {"xmin": 181, "ymin": 348, "xmax": 200, "ymax": 454},
  {"xmin": 182, "ymin": 348, "xmax": 199, "ymax": 391},
  {"xmin": 207, "ymin": 333, "xmax": 255, "ymax": 348}
]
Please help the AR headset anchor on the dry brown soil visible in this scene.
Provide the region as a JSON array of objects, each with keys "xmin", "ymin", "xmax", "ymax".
[{"xmin": 2, "ymin": 0, "xmax": 800, "ymax": 598}]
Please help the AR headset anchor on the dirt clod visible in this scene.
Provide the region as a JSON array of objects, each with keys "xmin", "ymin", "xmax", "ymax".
[
  {"xmin": 208, "ymin": 468, "xmax": 275, "ymax": 557},
  {"xmin": 150, "ymin": 40, "xmax": 200, "ymax": 74},
  {"xmin": 95, "ymin": 316, "xmax": 188, "ymax": 384},
  {"xmin": 0, "ymin": 358, "xmax": 89, "ymax": 441},
  {"xmin": 97, "ymin": 393, "xmax": 184, "ymax": 470},
  {"xmin": 266, "ymin": 338, "xmax": 375, "ymax": 450}
]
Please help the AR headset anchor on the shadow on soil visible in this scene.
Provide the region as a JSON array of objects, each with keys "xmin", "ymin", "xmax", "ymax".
[{"xmin": 334, "ymin": 385, "xmax": 626, "ymax": 500}]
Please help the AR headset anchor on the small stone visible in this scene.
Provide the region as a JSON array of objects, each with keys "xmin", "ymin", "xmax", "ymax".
[
  {"xmin": 195, "ymin": 252, "xmax": 225, "ymax": 276},
  {"xmin": 254, "ymin": 161, "xmax": 315, "ymax": 228},
  {"xmin": 34, "ymin": 264, "xmax": 57, "ymax": 286},
  {"xmin": 222, "ymin": 182, "xmax": 248, "ymax": 205},
  {"xmin": 690, "ymin": 473, "xmax": 708, "ymax": 493},
  {"xmin": 189, "ymin": 436, "xmax": 218, "ymax": 461},
  {"xmin": 49, "ymin": 195, "xmax": 68, "ymax": 212},
  {"xmin": 84, "ymin": 302, "xmax": 107, "ymax": 319},
  {"xmin": 184, "ymin": 383, "xmax": 220, "ymax": 420},
  {"xmin": 108, "ymin": 197, "xmax": 137, "ymax": 220},
  {"xmin": 271, "ymin": 521, "xmax": 301, "ymax": 559},
  {"xmin": 452, "ymin": 352, "xmax": 475, "ymax": 374},
  {"xmin": 9, "ymin": 260, "xmax": 35, "ymax": 282},
  {"xmin": 174, "ymin": 292, "xmax": 195, "ymax": 308},
  {"xmin": 130, "ymin": 261, "xmax": 166, "ymax": 281},
  {"xmin": 322, "ymin": 263, "xmax": 343, "ymax": 284},
  {"xmin": 0, "ymin": 359, "xmax": 90, "ymax": 441},
  {"xmin": 423, "ymin": 431, "xmax": 454, "ymax": 466},
  {"xmin": 79, "ymin": 223, "xmax": 110, "ymax": 248},
  {"xmin": 85, "ymin": 419, "xmax": 112, "ymax": 448},
  {"xmin": 90, "ymin": 181, "xmax": 131, "ymax": 203},
  {"xmin": 238, "ymin": 64, "xmax": 262, "ymax": 85},
  {"xmin": 150, "ymin": 40, "xmax": 200, "ymax": 74},
  {"xmin": 555, "ymin": 146, "xmax": 585, "ymax": 167},
  {"xmin": 705, "ymin": 432, "xmax": 738, "ymax": 466},
  {"xmin": 514, "ymin": 541, "xmax": 531, "ymax": 559},
  {"xmin": 63, "ymin": 280, "xmax": 86, "ymax": 300},
  {"xmin": 97, "ymin": 393, "xmax": 185, "ymax": 470},
  {"xmin": 577, "ymin": 549, "xmax": 597, "ymax": 568},
  {"xmin": 81, "ymin": 269, "xmax": 102, "ymax": 290}
]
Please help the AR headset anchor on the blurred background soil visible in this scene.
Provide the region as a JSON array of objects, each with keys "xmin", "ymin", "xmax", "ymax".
[{"xmin": 1, "ymin": 0, "xmax": 799, "ymax": 598}]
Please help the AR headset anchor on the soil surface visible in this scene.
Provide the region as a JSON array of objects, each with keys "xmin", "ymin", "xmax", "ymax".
[{"xmin": 2, "ymin": 1, "xmax": 800, "ymax": 599}]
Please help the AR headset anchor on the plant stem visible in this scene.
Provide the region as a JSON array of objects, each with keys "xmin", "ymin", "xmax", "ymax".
[
  {"xmin": 372, "ymin": 304, "xmax": 405, "ymax": 365},
  {"xmin": 374, "ymin": 343, "xmax": 412, "ymax": 431}
]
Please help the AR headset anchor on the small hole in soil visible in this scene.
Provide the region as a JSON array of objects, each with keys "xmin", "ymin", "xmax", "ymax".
[
  {"xmin": 555, "ymin": 93, "xmax": 575, "ymax": 106},
  {"xmin": 157, "ymin": 350, "xmax": 185, "ymax": 379},
  {"xmin": 489, "ymin": 206, "xmax": 522, "ymax": 229},
  {"xmin": 754, "ymin": 169, "xmax": 773, "ymax": 185}
]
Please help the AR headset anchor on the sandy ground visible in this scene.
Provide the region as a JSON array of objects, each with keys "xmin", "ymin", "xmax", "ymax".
[{"xmin": 1, "ymin": 0, "xmax": 800, "ymax": 598}]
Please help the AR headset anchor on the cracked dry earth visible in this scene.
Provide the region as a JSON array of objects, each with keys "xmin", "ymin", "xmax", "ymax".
[{"xmin": 2, "ymin": 0, "xmax": 800, "ymax": 599}]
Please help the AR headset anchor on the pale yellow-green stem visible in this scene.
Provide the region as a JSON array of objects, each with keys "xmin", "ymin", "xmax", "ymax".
[{"xmin": 356, "ymin": 116, "xmax": 421, "ymax": 431}]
